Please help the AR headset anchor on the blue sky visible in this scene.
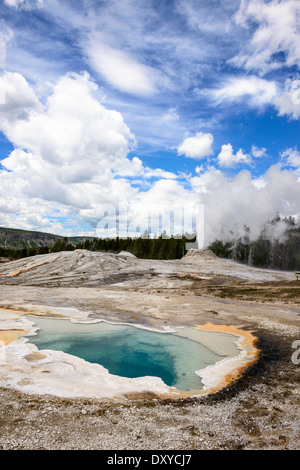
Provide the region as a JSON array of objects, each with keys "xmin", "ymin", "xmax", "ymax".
[{"xmin": 0, "ymin": 0, "xmax": 300, "ymax": 244}]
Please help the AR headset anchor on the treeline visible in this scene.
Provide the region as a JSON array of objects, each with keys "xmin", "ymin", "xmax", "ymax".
[
  {"xmin": 208, "ymin": 217, "xmax": 300, "ymax": 271},
  {"xmin": 0, "ymin": 236, "xmax": 75, "ymax": 260},
  {"xmin": 0, "ymin": 245, "xmax": 50, "ymax": 260},
  {"xmin": 0, "ymin": 233, "xmax": 196, "ymax": 261},
  {"xmin": 82, "ymin": 233, "xmax": 194, "ymax": 260}
]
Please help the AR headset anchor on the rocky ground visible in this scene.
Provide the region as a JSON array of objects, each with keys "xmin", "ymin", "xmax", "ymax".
[{"xmin": 0, "ymin": 249, "xmax": 299, "ymax": 450}]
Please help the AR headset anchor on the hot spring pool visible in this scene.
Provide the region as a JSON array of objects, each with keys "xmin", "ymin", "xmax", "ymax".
[{"xmin": 27, "ymin": 317, "xmax": 240, "ymax": 393}]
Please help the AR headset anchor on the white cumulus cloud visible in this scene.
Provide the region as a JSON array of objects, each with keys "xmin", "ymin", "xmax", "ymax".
[
  {"xmin": 178, "ymin": 132, "xmax": 213, "ymax": 159},
  {"xmin": 251, "ymin": 145, "xmax": 267, "ymax": 158},
  {"xmin": 0, "ymin": 71, "xmax": 42, "ymax": 124},
  {"xmin": 0, "ymin": 71, "xmax": 144, "ymax": 222},
  {"xmin": 0, "ymin": 71, "xmax": 137, "ymax": 176},
  {"xmin": 218, "ymin": 143, "xmax": 252, "ymax": 168}
]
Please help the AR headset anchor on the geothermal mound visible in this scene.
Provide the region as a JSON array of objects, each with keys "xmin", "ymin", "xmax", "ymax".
[
  {"xmin": 118, "ymin": 251, "xmax": 137, "ymax": 258},
  {"xmin": 0, "ymin": 249, "xmax": 139, "ymax": 286},
  {"xmin": 182, "ymin": 249, "xmax": 218, "ymax": 262}
]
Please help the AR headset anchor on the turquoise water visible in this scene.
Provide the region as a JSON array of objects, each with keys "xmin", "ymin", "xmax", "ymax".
[{"xmin": 27, "ymin": 317, "xmax": 231, "ymax": 392}]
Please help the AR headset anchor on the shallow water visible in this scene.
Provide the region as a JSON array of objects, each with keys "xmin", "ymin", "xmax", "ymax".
[{"xmin": 27, "ymin": 317, "xmax": 239, "ymax": 392}]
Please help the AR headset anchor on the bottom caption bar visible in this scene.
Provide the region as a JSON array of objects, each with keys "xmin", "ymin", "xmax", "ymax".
[{"xmin": 106, "ymin": 452, "xmax": 192, "ymax": 467}]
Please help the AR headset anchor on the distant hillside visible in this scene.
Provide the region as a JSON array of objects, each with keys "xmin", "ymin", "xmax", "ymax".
[
  {"xmin": 0, "ymin": 227, "xmax": 95, "ymax": 250},
  {"xmin": 0, "ymin": 227, "xmax": 59, "ymax": 249}
]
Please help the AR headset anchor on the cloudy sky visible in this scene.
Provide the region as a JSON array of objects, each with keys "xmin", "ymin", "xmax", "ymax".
[{"xmin": 0, "ymin": 0, "xmax": 300, "ymax": 245}]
